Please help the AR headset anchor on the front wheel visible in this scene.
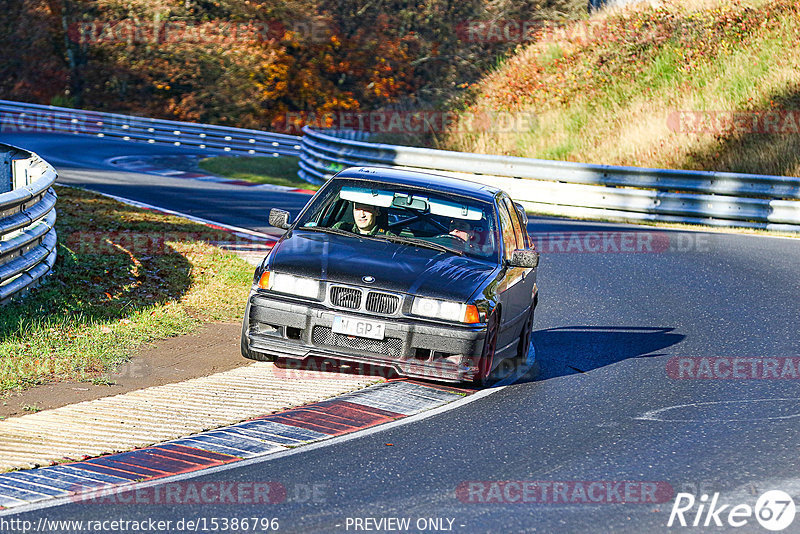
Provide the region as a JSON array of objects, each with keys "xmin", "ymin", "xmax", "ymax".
[
  {"xmin": 515, "ymin": 306, "xmax": 535, "ymax": 366},
  {"xmin": 473, "ymin": 313, "xmax": 498, "ymax": 386},
  {"xmin": 240, "ymin": 302, "xmax": 275, "ymax": 362}
]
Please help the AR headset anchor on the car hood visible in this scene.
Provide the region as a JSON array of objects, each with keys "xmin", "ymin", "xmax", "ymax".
[{"xmin": 269, "ymin": 230, "xmax": 497, "ymax": 302}]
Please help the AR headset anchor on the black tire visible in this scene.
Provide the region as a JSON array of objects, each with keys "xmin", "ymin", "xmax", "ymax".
[
  {"xmin": 515, "ymin": 305, "xmax": 535, "ymax": 366},
  {"xmin": 240, "ymin": 302, "xmax": 276, "ymax": 362},
  {"xmin": 472, "ymin": 313, "xmax": 498, "ymax": 387}
]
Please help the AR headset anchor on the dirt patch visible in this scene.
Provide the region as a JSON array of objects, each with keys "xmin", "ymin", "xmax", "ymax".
[{"xmin": 0, "ymin": 322, "xmax": 248, "ymax": 419}]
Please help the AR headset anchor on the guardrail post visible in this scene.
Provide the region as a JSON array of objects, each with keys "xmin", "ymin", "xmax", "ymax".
[
  {"xmin": 11, "ymin": 157, "xmax": 29, "ymax": 189},
  {"xmin": 0, "ymin": 152, "xmax": 11, "ymax": 193}
]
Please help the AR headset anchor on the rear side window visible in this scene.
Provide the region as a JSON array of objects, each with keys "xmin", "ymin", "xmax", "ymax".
[
  {"xmin": 502, "ymin": 197, "xmax": 525, "ymax": 250},
  {"xmin": 513, "ymin": 202, "xmax": 531, "ymax": 248},
  {"xmin": 497, "ymin": 200, "xmax": 518, "ymax": 261}
]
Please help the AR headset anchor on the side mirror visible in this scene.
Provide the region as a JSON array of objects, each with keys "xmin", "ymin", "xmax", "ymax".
[
  {"xmin": 269, "ymin": 208, "xmax": 291, "ymax": 230},
  {"xmin": 509, "ymin": 249, "xmax": 539, "ymax": 269}
]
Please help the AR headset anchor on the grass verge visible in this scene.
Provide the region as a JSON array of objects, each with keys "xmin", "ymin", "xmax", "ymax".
[
  {"xmin": 0, "ymin": 186, "xmax": 255, "ymax": 394},
  {"xmin": 198, "ymin": 155, "xmax": 319, "ymax": 190},
  {"xmin": 441, "ymin": 0, "xmax": 800, "ymax": 177}
]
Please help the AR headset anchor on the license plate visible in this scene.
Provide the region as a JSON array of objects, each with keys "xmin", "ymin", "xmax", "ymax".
[{"xmin": 332, "ymin": 316, "xmax": 385, "ymax": 340}]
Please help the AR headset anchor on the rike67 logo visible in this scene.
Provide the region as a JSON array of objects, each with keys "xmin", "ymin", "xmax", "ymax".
[{"xmin": 668, "ymin": 490, "xmax": 796, "ymax": 531}]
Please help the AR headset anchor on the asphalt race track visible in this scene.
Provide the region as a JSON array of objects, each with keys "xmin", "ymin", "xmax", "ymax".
[
  {"xmin": 3, "ymin": 133, "xmax": 312, "ymax": 232},
  {"xmin": 3, "ymin": 132, "xmax": 800, "ymax": 532}
]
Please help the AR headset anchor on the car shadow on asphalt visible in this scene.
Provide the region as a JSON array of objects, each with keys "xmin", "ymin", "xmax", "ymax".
[
  {"xmin": 269, "ymin": 327, "xmax": 684, "ymax": 389},
  {"xmin": 519, "ymin": 326, "xmax": 685, "ymax": 382}
]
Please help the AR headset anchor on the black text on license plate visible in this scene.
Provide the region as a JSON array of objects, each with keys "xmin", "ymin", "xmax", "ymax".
[{"xmin": 332, "ymin": 316, "xmax": 385, "ymax": 340}]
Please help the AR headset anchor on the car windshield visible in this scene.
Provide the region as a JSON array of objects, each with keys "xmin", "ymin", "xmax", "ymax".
[{"xmin": 295, "ymin": 179, "xmax": 499, "ymax": 260}]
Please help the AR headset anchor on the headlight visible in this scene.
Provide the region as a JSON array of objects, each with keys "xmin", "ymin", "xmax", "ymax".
[
  {"xmin": 259, "ymin": 270, "xmax": 321, "ymax": 299},
  {"xmin": 412, "ymin": 297, "xmax": 481, "ymax": 324}
]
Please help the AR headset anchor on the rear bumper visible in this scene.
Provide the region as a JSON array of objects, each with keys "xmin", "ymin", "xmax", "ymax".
[{"xmin": 244, "ymin": 292, "xmax": 486, "ymax": 382}]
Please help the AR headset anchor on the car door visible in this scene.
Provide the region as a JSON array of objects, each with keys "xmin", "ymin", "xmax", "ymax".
[
  {"xmin": 503, "ymin": 196, "xmax": 537, "ymax": 314},
  {"xmin": 494, "ymin": 197, "xmax": 529, "ymax": 357}
]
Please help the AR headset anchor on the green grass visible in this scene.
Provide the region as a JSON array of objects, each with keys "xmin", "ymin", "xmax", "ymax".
[
  {"xmin": 0, "ymin": 186, "xmax": 254, "ymax": 393},
  {"xmin": 198, "ymin": 155, "xmax": 319, "ymax": 190},
  {"xmin": 440, "ymin": 0, "xmax": 800, "ymax": 177},
  {"xmin": 540, "ymin": 43, "xmax": 565, "ymax": 66},
  {"xmin": 537, "ymin": 140, "xmax": 575, "ymax": 160}
]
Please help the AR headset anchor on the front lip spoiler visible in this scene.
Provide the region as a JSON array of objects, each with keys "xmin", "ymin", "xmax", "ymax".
[{"xmin": 248, "ymin": 335, "xmax": 477, "ymax": 383}]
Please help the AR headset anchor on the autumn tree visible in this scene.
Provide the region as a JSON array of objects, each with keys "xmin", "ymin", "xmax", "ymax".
[{"xmin": 0, "ymin": 0, "xmax": 586, "ymax": 129}]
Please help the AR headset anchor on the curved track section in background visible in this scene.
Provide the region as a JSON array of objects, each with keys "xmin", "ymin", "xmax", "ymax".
[
  {"xmin": 1, "ymin": 132, "xmax": 799, "ymax": 532},
  {"xmin": 1, "ymin": 133, "xmax": 312, "ymax": 233}
]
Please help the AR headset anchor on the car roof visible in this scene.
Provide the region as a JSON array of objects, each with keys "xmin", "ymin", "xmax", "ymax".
[{"xmin": 334, "ymin": 166, "xmax": 501, "ymax": 203}]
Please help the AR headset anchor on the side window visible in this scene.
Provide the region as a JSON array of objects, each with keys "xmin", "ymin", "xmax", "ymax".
[
  {"xmin": 513, "ymin": 202, "xmax": 531, "ymax": 248},
  {"xmin": 497, "ymin": 201, "xmax": 518, "ymax": 261},
  {"xmin": 502, "ymin": 197, "xmax": 525, "ymax": 250}
]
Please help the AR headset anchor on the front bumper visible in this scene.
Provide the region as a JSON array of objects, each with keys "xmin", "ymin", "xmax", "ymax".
[{"xmin": 244, "ymin": 292, "xmax": 487, "ymax": 382}]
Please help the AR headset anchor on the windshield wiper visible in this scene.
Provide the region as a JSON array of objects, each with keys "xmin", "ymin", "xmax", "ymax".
[
  {"xmin": 300, "ymin": 226, "xmax": 358, "ymax": 238},
  {"xmin": 378, "ymin": 234, "xmax": 464, "ymax": 256},
  {"xmin": 301, "ymin": 227, "xmax": 464, "ymax": 256}
]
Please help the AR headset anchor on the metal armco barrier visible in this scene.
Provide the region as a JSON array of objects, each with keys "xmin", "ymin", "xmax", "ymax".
[
  {"xmin": 0, "ymin": 100, "xmax": 302, "ymax": 157},
  {"xmin": 2, "ymin": 99, "xmax": 798, "ymax": 232},
  {"xmin": 0, "ymin": 144, "xmax": 58, "ymax": 303},
  {"xmin": 298, "ymin": 127, "xmax": 800, "ymax": 232}
]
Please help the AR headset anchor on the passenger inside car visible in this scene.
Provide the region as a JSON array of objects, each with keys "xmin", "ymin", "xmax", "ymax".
[
  {"xmin": 449, "ymin": 219, "xmax": 474, "ymax": 243},
  {"xmin": 449, "ymin": 218, "xmax": 493, "ymax": 256}
]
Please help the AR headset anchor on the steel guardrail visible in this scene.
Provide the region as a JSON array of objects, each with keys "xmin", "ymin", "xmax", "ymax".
[
  {"xmin": 0, "ymin": 144, "xmax": 58, "ymax": 303},
  {"xmin": 0, "ymin": 100, "xmax": 302, "ymax": 158},
  {"xmin": 3, "ymin": 99, "xmax": 798, "ymax": 232},
  {"xmin": 298, "ymin": 126, "xmax": 800, "ymax": 232}
]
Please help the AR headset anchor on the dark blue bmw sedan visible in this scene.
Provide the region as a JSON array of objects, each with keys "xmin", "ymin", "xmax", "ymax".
[{"xmin": 241, "ymin": 166, "xmax": 539, "ymax": 384}]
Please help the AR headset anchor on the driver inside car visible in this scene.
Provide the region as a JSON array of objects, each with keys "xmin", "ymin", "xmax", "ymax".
[{"xmin": 333, "ymin": 202, "xmax": 395, "ymax": 236}]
